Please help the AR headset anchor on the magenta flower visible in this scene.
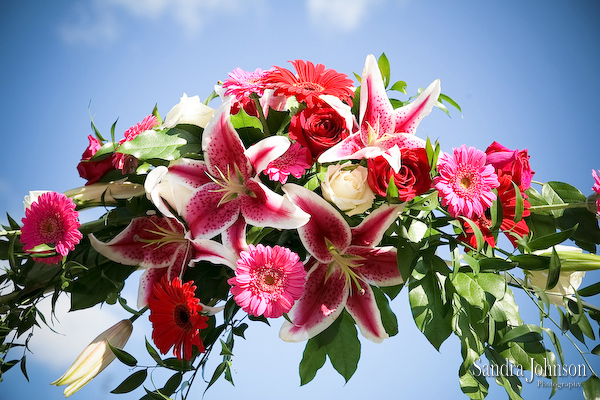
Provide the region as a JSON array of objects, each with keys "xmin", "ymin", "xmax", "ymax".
[
  {"xmin": 170, "ymin": 98, "xmax": 309, "ymax": 239},
  {"xmin": 228, "ymin": 244, "xmax": 306, "ymax": 318},
  {"xmin": 319, "ymin": 54, "xmax": 441, "ymax": 172},
  {"xmin": 279, "ymin": 184, "xmax": 404, "ymax": 343},
  {"xmin": 222, "ymin": 67, "xmax": 273, "ymax": 100},
  {"xmin": 264, "ymin": 142, "xmax": 312, "ymax": 184},
  {"xmin": 592, "ymin": 170, "xmax": 600, "ymax": 214},
  {"xmin": 434, "ymin": 145, "xmax": 499, "ymax": 219},
  {"xmin": 90, "ymin": 216, "xmax": 237, "ymax": 307},
  {"xmin": 20, "ymin": 192, "xmax": 82, "ymax": 264},
  {"xmin": 113, "ymin": 115, "xmax": 159, "ymax": 171}
]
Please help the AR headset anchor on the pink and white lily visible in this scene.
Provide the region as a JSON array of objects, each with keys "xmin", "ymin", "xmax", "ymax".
[
  {"xmin": 157, "ymin": 98, "xmax": 309, "ymax": 240},
  {"xmin": 279, "ymin": 184, "xmax": 404, "ymax": 343},
  {"xmin": 89, "ymin": 216, "xmax": 237, "ymax": 307},
  {"xmin": 318, "ymin": 54, "xmax": 441, "ymax": 172}
]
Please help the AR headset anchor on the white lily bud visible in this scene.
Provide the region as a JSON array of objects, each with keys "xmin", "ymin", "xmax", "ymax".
[
  {"xmin": 64, "ymin": 180, "xmax": 145, "ymax": 206},
  {"xmin": 51, "ymin": 319, "xmax": 133, "ymax": 397}
]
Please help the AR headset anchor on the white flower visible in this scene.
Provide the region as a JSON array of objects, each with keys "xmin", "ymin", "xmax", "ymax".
[
  {"xmin": 63, "ymin": 180, "xmax": 145, "ymax": 206},
  {"xmin": 24, "ymin": 190, "xmax": 51, "ymax": 212},
  {"xmin": 144, "ymin": 163, "xmax": 195, "ymax": 219},
  {"xmin": 320, "ymin": 162, "xmax": 375, "ymax": 216},
  {"xmin": 162, "ymin": 93, "xmax": 214, "ymax": 129},
  {"xmin": 51, "ymin": 319, "xmax": 133, "ymax": 397}
]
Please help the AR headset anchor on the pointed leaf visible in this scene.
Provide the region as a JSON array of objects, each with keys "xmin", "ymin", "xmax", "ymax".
[
  {"xmin": 111, "ymin": 369, "xmax": 148, "ymax": 394},
  {"xmin": 108, "ymin": 343, "xmax": 137, "ymax": 367},
  {"xmin": 299, "ymin": 338, "xmax": 327, "ymax": 386},
  {"xmin": 377, "ymin": 53, "xmax": 391, "ymax": 88}
]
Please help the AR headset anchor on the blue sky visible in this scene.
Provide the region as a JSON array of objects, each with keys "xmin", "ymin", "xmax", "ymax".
[{"xmin": 1, "ymin": 1, "xmax": 599, "ymax": 399}]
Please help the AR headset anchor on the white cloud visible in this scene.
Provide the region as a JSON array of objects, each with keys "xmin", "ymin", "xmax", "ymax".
[
  {"xmin": 58, "ymin": 0, "xmax": 254, "ymax": 45},
  {"xmin": 306, "ymin": 0, "xmax": 381, "ymax": 32}
]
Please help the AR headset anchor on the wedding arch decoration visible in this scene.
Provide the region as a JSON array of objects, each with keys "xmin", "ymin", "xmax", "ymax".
[{"xmin": 1, "ymin": 53, "xmax": 599, "ymax": 399}]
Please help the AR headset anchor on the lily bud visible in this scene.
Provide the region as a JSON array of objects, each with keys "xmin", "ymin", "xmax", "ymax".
[
  {"xmin": 51, "ymin": 319, "xmax": 133, "ymax": 397},
  {"xmin": 64, "ymin": 179, "xmax": 145, "ymax": 207},
  {"xmin": 534, "ymin": 245, "xmax": 600, "ymax": 272}
]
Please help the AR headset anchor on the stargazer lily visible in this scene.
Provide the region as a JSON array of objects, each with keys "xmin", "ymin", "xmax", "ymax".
[
  {"xmin": 89, "ymin": 216, "xmax": 237, "ymax": 307},
  {"xmin": 318, "ymin": 54, "xmax": 441, "ymax": 173},
  {"xmin": 279, "ymin": 184, "xmax": 404, "ymax": 343},
  {"xmin": 155, "ymin": 98, "xmax": 309, "ymax": 240}
]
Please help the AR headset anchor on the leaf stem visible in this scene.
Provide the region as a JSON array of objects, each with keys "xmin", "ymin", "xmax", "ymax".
[{"xmin": 529, "ymin": 202, "xmax": 589, "ymax": 212}]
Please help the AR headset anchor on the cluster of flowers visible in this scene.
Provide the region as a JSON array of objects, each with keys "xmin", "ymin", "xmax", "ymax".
[{"xmin": 6, "ymin": 54, "xmax": 600, "ymax": 398}]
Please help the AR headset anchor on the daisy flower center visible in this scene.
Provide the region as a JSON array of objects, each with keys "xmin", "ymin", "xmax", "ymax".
[
  {"xmin": 252, "ymin": 263, "xmax": 285, "ymax": 296},
  {"xmin": 295, "ymin": 82, "xmax": 324, "ymax": 92},
  {"xmin": 39, "ymin": 214, "xmax": 63, "ymax": 242},
  {"xmin": 453, "ymin": 166, "xmax": 482, "ymax": 198},
  {"xmin": 173, "ymin": 304, "xmax": 192, "ymax": 330}
]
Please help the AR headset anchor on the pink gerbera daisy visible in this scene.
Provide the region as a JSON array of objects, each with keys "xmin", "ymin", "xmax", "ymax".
[
  {"xmin": 20, "ymin": 192, "xmax": 82, "ymax": 264},
  {"xmin": 228, "ymin": 244, "xmax": 306, "ymax": 318},
  {"xmin": 222, "ymin": 67, "xmax": 273, "ymax": 100},
  {"xmin": 434, "ymin": 145, "xmax": 499, "ymax": 219},
  {"xmin": 264, "ymin": 142, "xmax": 312, "ymax": 184}
]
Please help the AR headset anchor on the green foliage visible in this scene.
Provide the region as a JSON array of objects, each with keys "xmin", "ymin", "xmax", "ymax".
[{"xmin": 118, "ymin": 128, "xmax": 202, "ymax": 161}]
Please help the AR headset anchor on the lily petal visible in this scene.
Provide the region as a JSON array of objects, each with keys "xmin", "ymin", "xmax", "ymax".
[
  {"xmin": 183, "ymin": 182, "xmax": 241, "ymax": 239},
  {"xmin": 240, "ymin": 179, "xmax": 310, "ymax": 231},
  {"xmin": 89, "ymin": 217, "xmax": 190, "ymax": 269},
  {"xmin": 279, "ymin": 262, "xmax": 348, "ymax": 342},
  {"xmin": 346, "ymin": 246, "xmax": 403, "ymax": 286},
  {"xmin": 190, "ymin": 238, "xmax": 238, "ymax": 269},
  {"xmin": 351, "ymin": 203, "xmax": 404, "ymax": 247},
  {"xmin": 282, "ymin": 183, "xmax": 351, "ymax": 263},
  {"xmin": 202, "ymin": 98, "xmax": 253, "ymax": 179},
  {"xmin": 245, "ymin": 136, "xmax": 290, "ymax": 174},
  {"xmin": 345, "ymin": 283, "xmax": 389, "ymax": 343},
  {"xmin": 138, "ymin": 267, "xmax": 168, "ymax": 308},
  {"xmin": 222, "ymin": 215, "xmax": 248, "ymax": 256}
]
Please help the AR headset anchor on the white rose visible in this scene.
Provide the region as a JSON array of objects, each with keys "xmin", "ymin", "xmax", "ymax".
[
  {"xmin": 320, "ymin": 162, "xmax": 375, "ymax": 216},
  {"xmin": 162, "ymin": 93, "xmax": 214, "ymax": 129}
]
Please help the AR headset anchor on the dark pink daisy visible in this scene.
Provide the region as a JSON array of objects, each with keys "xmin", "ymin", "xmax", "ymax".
[
  {"xmin": 592, "ymin": 170, "xmax": 600, "ymax": 214},
  {"xmin": 434, "ymin": 145, "xmax": 499, "ymax": 219},
  {"xmin": 222, "ymin": 67, "xmax": 273, "ymax": 100},
  {"xmin": 20, "ymin": 192, "xmax": 82, "ymax": 264},
  {"xmin": 228, "ymin": 244, "xmax": 306, "ymax": 318},
  {"xmin": 264, "ymin": 142, "xmax": 312, "ymax": 184}
]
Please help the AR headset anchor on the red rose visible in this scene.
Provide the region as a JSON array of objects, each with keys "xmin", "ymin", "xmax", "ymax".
[
  {"xmin": 485, "ymin": 141, "xmax": 534, "ymax": 190},
  {"xmin": 367, "ymin": 148, "xmax": 432, "ymax": 201},
  {"xmin": 76, "ymin": 135, "xmax": 115, "ymax": 185},
  {"xmin": 289, "ymin": 103, "xmax": 350, "ymax": 159}
]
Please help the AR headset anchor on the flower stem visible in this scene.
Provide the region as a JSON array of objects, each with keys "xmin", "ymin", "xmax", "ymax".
[
  {"xmin": 129, "ymin": 306, "xmax": 149, "ymax": 323},
  {"xmin": 0, "ymin": 229, "xmax": 21, "ymax": 237},
  {"xmin": 529, "ymin": 202, "xmax": 589, "ymax": 212},
  {"xmin": 249, "ymin": 93, "xmax": 270, "ymax": 137}
]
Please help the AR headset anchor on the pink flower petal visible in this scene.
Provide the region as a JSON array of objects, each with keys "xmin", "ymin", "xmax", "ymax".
[
  {"xmin": 202, "ymin": 98, "xmax": 253, "ymax": 179},
  {"xmin": 245, "ymin": 136, "xmax": 290, "ymax": 174},
  {"xmin": 346, "ymin": 246, "xmax": 403, "ymax": 286},
  {"xmin": 138, "ymin": 267, "xmax": 168, "ymax": 308},
  {"xmin": 222, "ymin": 215, "xmax": 248, "ymax": 256},
  {"xmin": 240, "ymin": 179, "xmax": 310, "ymax": 230},
  {"xmin": 190, "ymin": 238, "xmax": 238, "ymax": 269},
  {"xmin": 183, "ymin": 182, "xmax": 241, "ymax": 239},
  {"xmin": 167, "ymin": 158, "xmax": 212, "ymax": 189},
  {"xmin": 279, "ymin": 262, "xmax": 348, "ymax": 342},
  {"xmin": 351, "ymin": 204, "xmax": 404, "ymax": 247},
  {"xmin": 282, "ymin": 183, "xmax": 351, "ymax": 263},
  {"xmin": 345, "ymin": 283, "xmax": 388, "ymax": 343}
]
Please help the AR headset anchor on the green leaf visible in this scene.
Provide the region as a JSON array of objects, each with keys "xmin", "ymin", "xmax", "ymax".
[
  {"xmin": 146, "ymin": 339, "xmax": 166, "ymax": 367},
  {"xmin": 323, "ymin": 313, "xmax": 361, "ymax": 383},
  {"xmin": 459, "ymin": 366, "xmax": 489, "ymax": 400},
  {"xmin": 452, "ymin": 272, "xmax": 486, "ymax": 310},
  {"xmin": 461, "ymin": 217, "xmax": 484, "ymax": 251},
  {"xmin": 20, "ymin": 356, "xmax": 28, "ymax": 382},
  {"xmin": 372, "ymin": 286, "xmax": 398, "ymax": 336},
  {"xmin": 409, "ymin": 260, "xmax": 452, "ymax": 350},
  {"xmin": 299, "ymin": 338, "xmax": 327, "ymax": 386},
  {"xmin": 390, "ymin": 80, "xmax": 407, "ymax": 94},
  {"xmin": 499, "ymin": 325, "xmax": 543, "ymax": 345},
  {"xmin": 579, "ymin": 281, "xmax": 600, "ymax": 297},
  {"xmin": 386, "ymin": 175, "xmax": 399, "ymax": 198},
  {"xmin": 583, "ymin": 375, "xmax": 600, "ymax": 400},
  {"xmin": 108, "ymin": 343, "xmax": 137, "ymax": 367},
  {"xmin": 396, "ymin": 235, "xmax": 420, "ymax": 285},
  {"xmin": 378, "ymin": 53, "xmax": 391, "ymax": 88},
  {"xmin": 439, "ymin": 93, "xmax": 462, "ymax": 113},
  {"xmin": 479, "ymin": 258, "xmax": 517, "ymax": 272},
  {"xmin": 475, "ymin": 273, "xmax": 506, "ymax": 300},
  {"xmin": 526, "ymin": 225, "xmax": 578, "ymax": 251},
  {"xmin": 512, "ymin": 182, "xmax": 524, "ymax": 223},
  {"xmin": 159, "ymin": 373, "xmax": 182, "ymax": 397},
  {"xmin": 546, "ymin": 247, "xmax": 561, "ymax": 290},
  {"xmin": 111, "ymin": 369, "xmax": 147, "ymax": 394},
  {"xmin": 511, "ymin": 254, "xmax": 550, "ymax": 271},
  {"xmin": 118, "ymin": 129, "xmax": 201, "ymax": 161},
  {"xmin": 205, "ymin": 361, "xmax": 227, "ymax": 392},
  {"xmin": 591, "ymin": 344, "xmax": 600, "ymax": 356}
]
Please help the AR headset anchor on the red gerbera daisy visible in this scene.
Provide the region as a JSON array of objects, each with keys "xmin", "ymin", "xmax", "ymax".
[
  {"xmin": 148, "ymin": 276, "xmax": 209, "ymax": 361},
  {"xmin": 20, "ymin": 191, "xmax": 82, "ymax": 264},
  {"xmin": 267, "ymin": 60, "xmax": 354, "ymax": 107}
]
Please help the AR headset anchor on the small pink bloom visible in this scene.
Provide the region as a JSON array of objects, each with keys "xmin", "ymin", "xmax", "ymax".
[
  {"xmin": 228, "ymin": 244, "xmax": 306, "ymax": 318},
  {"xmin": 20, "ymin": 192, "xmax": 82, "ymax": 264},
  {"xmin": 222, "ymin": 68, "xmax": 273, "ymax": 100},
  {"xmin": 592, "ymin": 170, "xmax": 600, "ymax": 214},
  {"xmin": 434, "ymin": 145, "xmax": 499, "ymax": 219},
  {"xmin": 264, "ymin": 142, "xmax": 312, "ymax": 184},
  {"xmin": 114, "ymin": 115, "xmax": 159, "ymax": 171}
]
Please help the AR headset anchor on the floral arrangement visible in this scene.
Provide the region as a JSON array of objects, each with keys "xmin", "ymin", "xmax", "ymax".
[{"xmin": 1, "ymin": 53, "xmax": 600, "ymax": 399}]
